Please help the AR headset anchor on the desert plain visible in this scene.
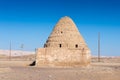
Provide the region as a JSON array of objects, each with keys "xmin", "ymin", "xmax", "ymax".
[{"xmin": 0, "ymin": 54, "xmax": 120, "ymax": 80}]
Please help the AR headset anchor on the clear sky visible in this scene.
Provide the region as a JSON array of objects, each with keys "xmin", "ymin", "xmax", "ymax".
[{"xmin": 0, "ymin": 0, "xmax": 120, "ymax": 56}]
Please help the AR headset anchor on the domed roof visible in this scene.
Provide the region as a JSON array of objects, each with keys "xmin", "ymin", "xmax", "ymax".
[{"xmin": 44, "ymin": 16, "xmax": 88, "ymax": 49}]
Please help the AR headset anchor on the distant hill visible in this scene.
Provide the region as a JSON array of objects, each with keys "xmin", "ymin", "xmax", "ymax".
[{"xmin": 0, "ymin": 50, "xmax": 35, "ymax": 56}]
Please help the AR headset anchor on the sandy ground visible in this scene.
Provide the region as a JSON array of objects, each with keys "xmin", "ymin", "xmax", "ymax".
[
  {"xmin": 0, "ymin": 57, "xmax": 120, "ymax": 80},
  {"xmin": 0, "ymin": 61, "xmax": 120, "ymax": 80}
]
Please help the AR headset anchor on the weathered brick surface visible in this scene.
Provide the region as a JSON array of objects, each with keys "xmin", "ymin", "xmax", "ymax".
[{"xmin": 36, "ymin": 16, "xmax": 91, "ymax": 67}]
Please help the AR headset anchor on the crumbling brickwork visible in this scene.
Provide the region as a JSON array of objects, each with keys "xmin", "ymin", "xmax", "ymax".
[{"xmin": 36, "ymin": 16, "xmax": 91, "ymax": 67}]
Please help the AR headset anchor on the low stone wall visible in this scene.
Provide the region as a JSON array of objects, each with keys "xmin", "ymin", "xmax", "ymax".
[{"xmin": 36, "ymin": 48, "xmax": 91, "ymax": 67}]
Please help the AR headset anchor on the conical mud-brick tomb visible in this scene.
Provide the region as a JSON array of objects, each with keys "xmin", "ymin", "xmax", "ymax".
[{"xmin": 36, "ymin": 16, "xmax": 91, "ymax": 67}]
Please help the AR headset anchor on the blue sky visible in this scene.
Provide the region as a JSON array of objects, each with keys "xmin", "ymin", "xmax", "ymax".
[{"xmin": 0, "ymin": 0, "xmax": 120, "ymax": 56}]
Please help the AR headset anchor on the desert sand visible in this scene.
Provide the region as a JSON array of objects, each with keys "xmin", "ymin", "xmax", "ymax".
[{"xmin": 0, "ymin": 55, "xmax": 120, "ymax": 80}]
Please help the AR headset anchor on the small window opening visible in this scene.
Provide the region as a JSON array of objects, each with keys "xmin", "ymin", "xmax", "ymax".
[
  {"xmin": 59, "ymin": 44, "xmax": 62, "ymax": 48},
  {"xmin": 75, "ymin": 44, "xmax": 78, "ymax": 48}
]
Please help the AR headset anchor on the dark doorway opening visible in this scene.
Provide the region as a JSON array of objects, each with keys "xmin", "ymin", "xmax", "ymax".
[{"xmin": 29, "ymin": 61, "xmax": 36, "ymax": 66}]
